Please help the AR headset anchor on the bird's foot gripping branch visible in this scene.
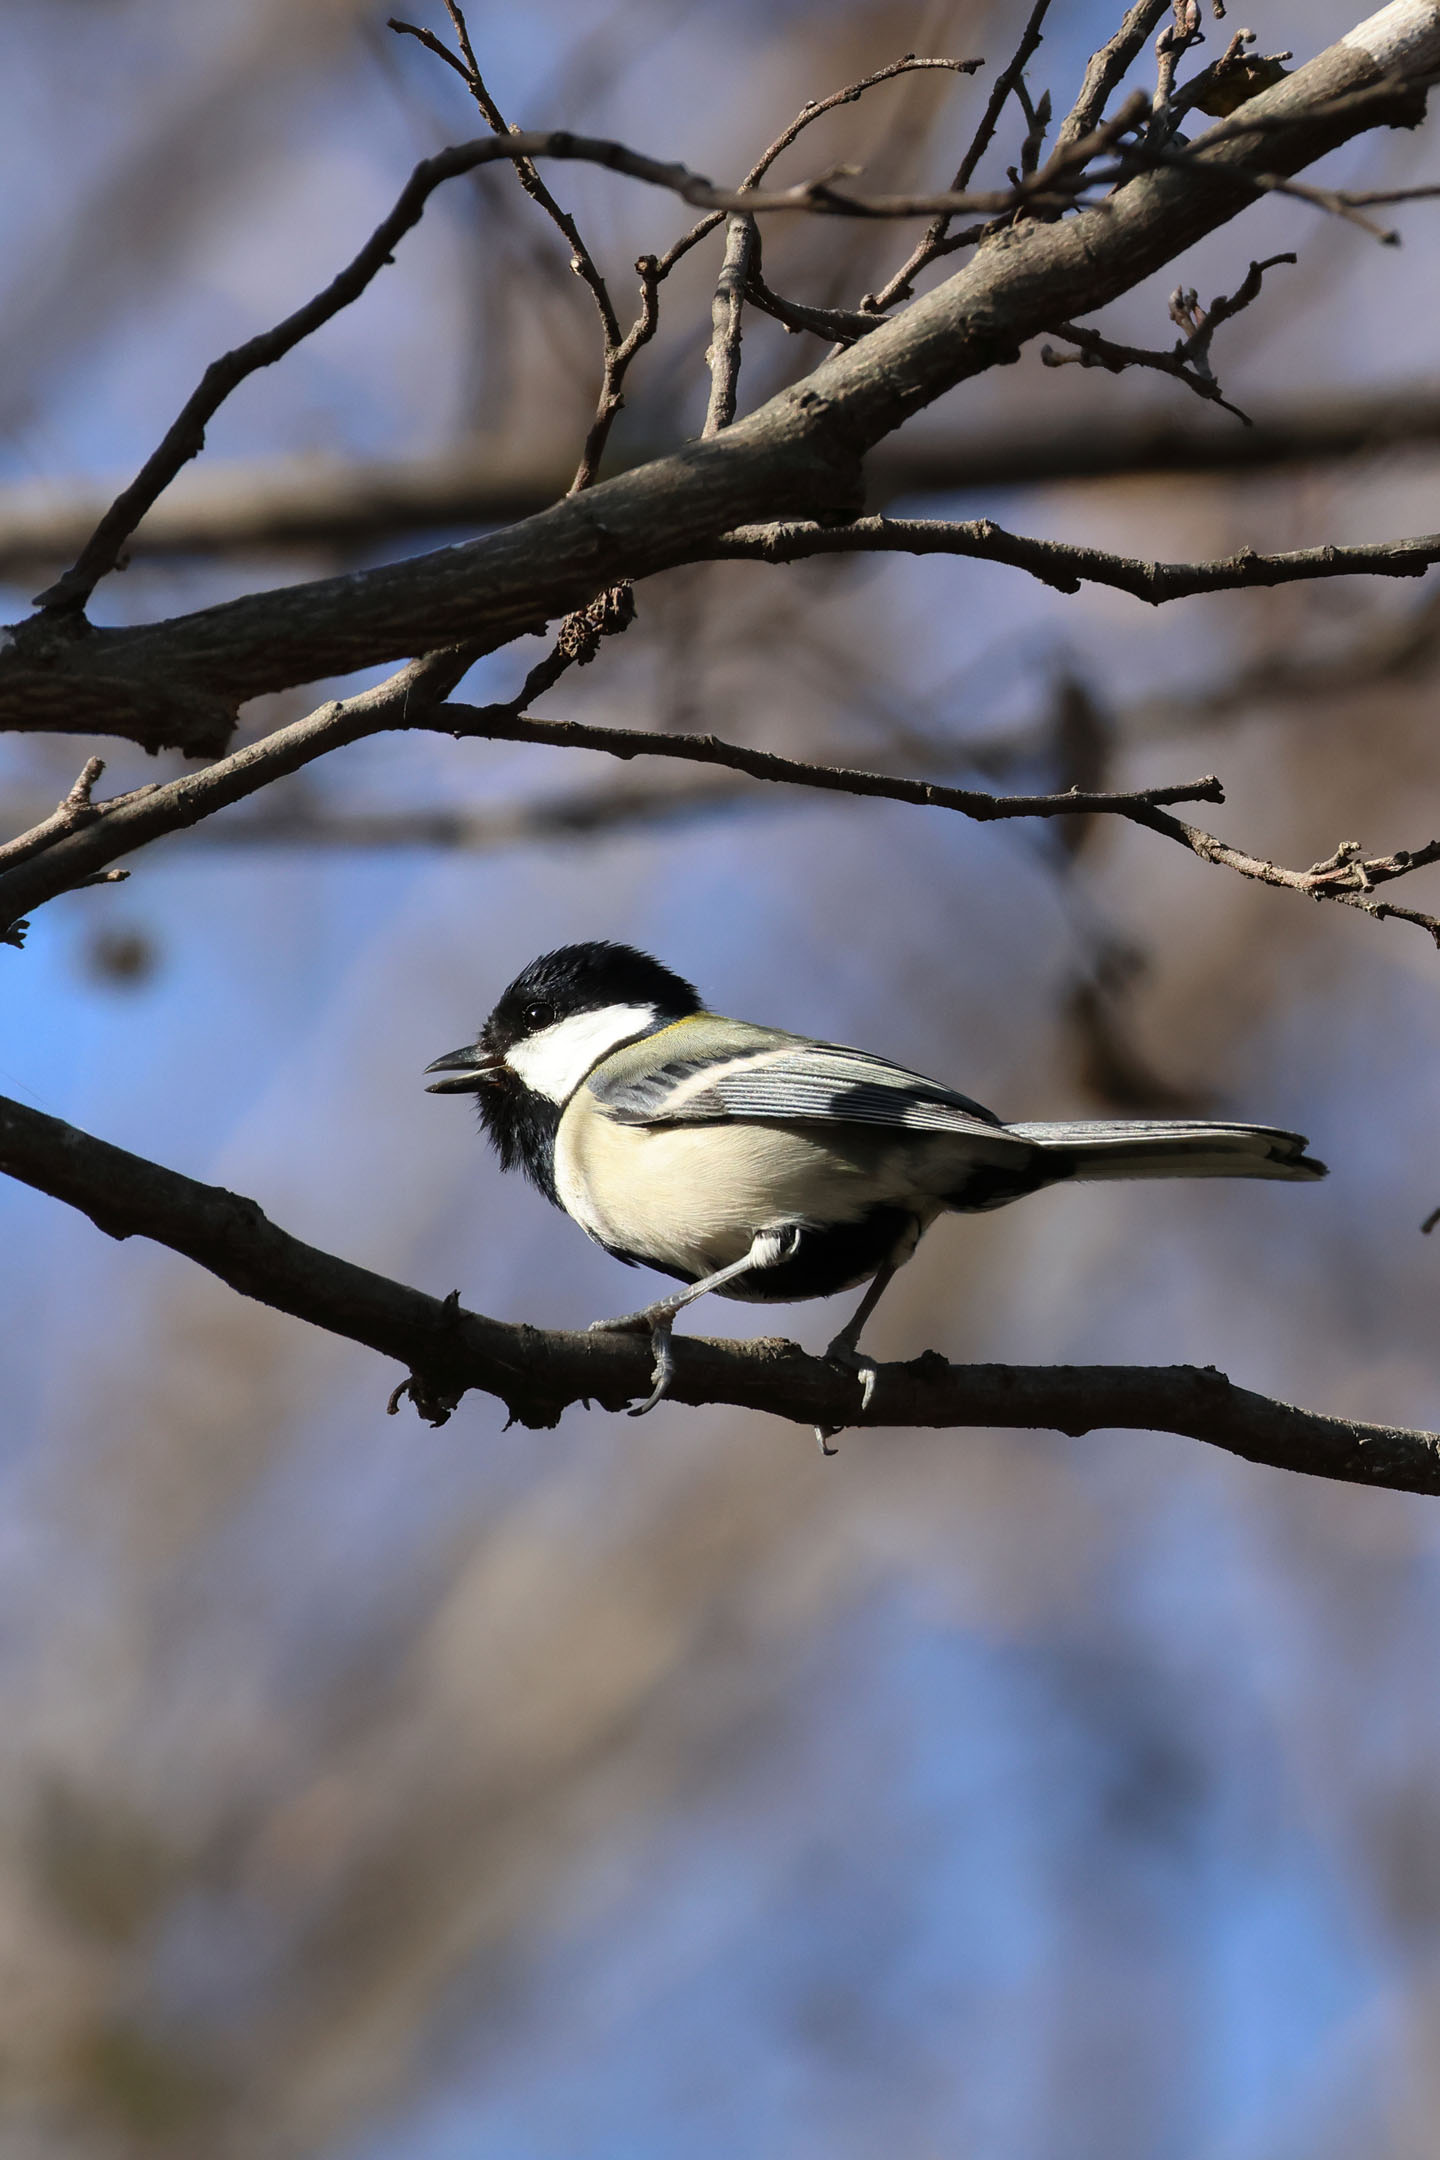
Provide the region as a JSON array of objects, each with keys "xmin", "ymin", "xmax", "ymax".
[{"xmin": 1, "ymin": 1089, "xmax": 1438, "ymax": 1495}]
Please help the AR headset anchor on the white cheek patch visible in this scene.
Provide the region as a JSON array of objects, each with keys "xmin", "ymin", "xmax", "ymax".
[{"xmin": 506, "ymin": 1003, "xmax": 659, "ymax": 1104}]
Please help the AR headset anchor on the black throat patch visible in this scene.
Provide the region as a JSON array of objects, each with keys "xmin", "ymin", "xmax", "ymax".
[{"xmin": 475, "ymin": 1078, "xmax": 563, "ymax": 1206}]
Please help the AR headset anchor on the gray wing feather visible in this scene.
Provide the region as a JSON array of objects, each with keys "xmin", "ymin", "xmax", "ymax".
[{"xmin": 592, "ymin": 1042, "xmax": 1005, "ymax": 1136}]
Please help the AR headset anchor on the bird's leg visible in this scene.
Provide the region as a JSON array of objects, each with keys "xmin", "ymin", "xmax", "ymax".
[
  {"xmin": 591, "ymin": 1228, "xmax": 798, "ymax": 1418},
  {"xmin": 814, "ymin": 1262, "xmax": 898, "ymax": 1455}
]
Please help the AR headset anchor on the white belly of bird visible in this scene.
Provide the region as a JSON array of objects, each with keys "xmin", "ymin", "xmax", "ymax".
[{"xmin": 554, "ymin": 1107, "xmax": 956, "ymax": 1279}]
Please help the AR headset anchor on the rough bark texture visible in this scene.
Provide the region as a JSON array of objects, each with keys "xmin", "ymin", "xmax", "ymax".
[
  {"xmin": 0, "ymin": 13, "xmax": 1430, "ymax": 754},
  {"xmin": 2, "ymin": 1091, "xmax": 1438, "ymax": 1491}
]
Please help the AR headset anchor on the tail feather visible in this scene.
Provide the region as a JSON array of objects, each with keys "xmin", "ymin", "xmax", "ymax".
[{"xmin": 1005, "ymin": 1118, "xmax": 1326, "ymax": 1183}]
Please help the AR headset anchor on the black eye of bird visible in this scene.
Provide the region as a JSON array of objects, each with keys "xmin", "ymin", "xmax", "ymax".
[{"xmin": 523, "ymin": 1001, "xmax": 553, "ymax": 1029}]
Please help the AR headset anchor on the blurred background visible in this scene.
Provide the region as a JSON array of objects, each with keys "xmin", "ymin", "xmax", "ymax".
[{"xmin": 3, "ymin": 0, "xmax": 1440, "ymax": 2153}]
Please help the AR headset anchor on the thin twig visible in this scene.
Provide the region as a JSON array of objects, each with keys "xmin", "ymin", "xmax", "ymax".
[
  {"xmin": 0, "ymin": 756, "xmax": 108, "ymax": 874},
  {"xmin": 33, "ymin": 116, "xmax": 1067, "ymax": 617},
  {"xmin": 1042, "ymin": 320, "xmax": 1255, "ymax": 424},
  {"xmin": 701, "ymin": 54, "xmax": 982, "ymax": 431},
  {"xmin": 1124, "ymin": 813, "xmax": 1440, "ymax": 945},
  {"xmin": 742, "ymin": 55, "xmax": 983, "ymax": 194},
  {"xmin": 0, "ymin": 757, "xmax": 131, "ymax": 942},
  {"xmin": 456, "ymin": 697, "xmax": 1440, "ymax": 946},
  {"xmin": 392, "ymin": 6, "xmax": 633, "ymax": 490},
  {"xmin": 866, "ymin": 0, "xmax": 1057, "ymax": 314},
  {"xmin": 1153, "ymin": 3, "xmax": 1205, "ymax": 115},
  {"xmin": 1156, "ymin": 29, "xmax": 1292, "ymax": 143},
  {"xmin": 0, "ymin": 658, "xmax": 1224, "ymax": 944},
  {"xmin": 708, "ymin": 513, "xmax": 1440, "ymax": 603},
  {"xmin": 703, "ymin": 215, "xmax": 758, "ymax": 436},
  {"xmin": 1039, "ymin": 253, "xmax": 1297, "ymax": 427},
  {"xmin": 1055, "ymin": 0, "xmax": 1173, "ymax": 152},
  {"xmin": 1012, "ymin": 83, "xmax": 1054, "ymax": 182},
  {"xmin": 743, "ymin": 233, "xmax": 884, "ymax": 344},
  {"xmin": 441, "ymin": 707, "xmax": 1226, "ymax": 822}
]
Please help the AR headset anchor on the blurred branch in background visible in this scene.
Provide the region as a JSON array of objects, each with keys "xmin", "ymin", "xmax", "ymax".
[{"xmin": 6, "ymin": 383, "xmax": 1440, "ymax": 576}]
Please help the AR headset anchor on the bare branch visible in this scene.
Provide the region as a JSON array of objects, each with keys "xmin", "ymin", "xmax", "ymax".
[
  {"xmin": 0, "ymin": 756, "xmax": 129, "ymax": 944},
  {"xmin": 1154, "ymin": 3, "xmax": 1206, "ymax": 115},
  {"xmin": 866, "ymin": 0, "xmax": 1057, "ymax": 314},
  {"xmin": 392, "ymin": 5, "xmax": 637, "ymax": 491},
  {"xmin": 1041, "ymin": 321, "xmax": 1254, "ymax": 423},
  {"xmin": 6, "ymin": 640, "xmax": 1439, "ymax": 969},
  {"xmin": 1121, "ymin": 811, "xmax": 1440, "ymax": 944},
  {"xmin": 0, "ymin": 755, "xmax": 108, "ymax": 874},
  {"xmin": 709, "ymin": 513, "xmax": 1440, "ymax": 602},
  {"xmin": 1170, "ymin": 248, "xmax": 1295, "ymax": 368},
  {"xmin": 702, "ymin": 54, "xmax": 984, "ymax": 430},
  {"xmin": 6, "ymin": 22, "xmax": 1437, "ymax": 756},
  {"xmin": 573, "ymin": 252, "xmax": 664, "ymax": 493},
  {"xmin": 1158, "ymin": 28, "xmax": 1293, "ymax": 140},
  {"xmin": 0, "ymin": 665, "xmax": 1225, "ymax": 944},
  {"xmin": 0, "ymin": 1090, "xmax": 1436, "ymax": 1491},
  {"xmin": 24, "ymin": 96, "xmax": 1132, "ymax": 618},
  {"xmin": 1055, "ymin": 0, "xmax": 1173, "ymax": 152},
  {"xmin": 0, "ymin": 637, "xmax": 495, "ymax": 941},
  {"xmin": 742, "ymin": 236, "xmax": 883, "ymax": 345},
  {"xmin": 1040, "ymin": 249, "xmax": 1296, "ymax": 424},
  {"xmin": 703, "ymin": 216, "xmax": 758, "ymax": 436},
  {"xmin": 740, "ymin": 55, "xmax": 983, "ymax": 193}
]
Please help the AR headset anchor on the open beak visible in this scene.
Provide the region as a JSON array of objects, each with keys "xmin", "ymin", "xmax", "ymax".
[{"xmin": 424, "ymin": 1042, "xmax": 503, "ymax": 1094}]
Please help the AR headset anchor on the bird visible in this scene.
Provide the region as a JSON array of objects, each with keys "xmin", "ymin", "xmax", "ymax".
[{"xmin": 425, "ymin": 940, "xmax": 1326, "ymax": 1447}]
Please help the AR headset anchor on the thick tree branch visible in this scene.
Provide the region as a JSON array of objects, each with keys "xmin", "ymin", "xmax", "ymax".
[
  {"xmin": 2, "ymin": 12, "xmax": 1433, "ymax": 756},
  {"xmin": 36, "ymin": 115, "xmax": 1062, "ymax": 622},
  {"xmin": 24, "ymin": 85, "xmax": 1132, "ymax": 624},
  {"xmin": 0, "ymin": 1090, "xmax": 1435, "ymax": 1491}
]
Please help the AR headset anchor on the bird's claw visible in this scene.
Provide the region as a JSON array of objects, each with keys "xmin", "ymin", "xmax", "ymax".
[
  {"xmin": 628, "ymin": 1316, "xmax": 676, "ymax": 1417},
  {"xmin": 812, "ymin": 1340, "xmax": 879, "ymax": 1457},
  {"xmin": 589, "ymin": 1306, "xmax": 678, "ymax": 1417}
]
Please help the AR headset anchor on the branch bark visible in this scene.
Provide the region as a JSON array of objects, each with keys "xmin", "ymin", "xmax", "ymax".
[
  {"xmin": 3, "ymin": 3, "xmax": 1434, "ymax": 755},
  {"xmin": 711, "ymin": 514, "xmax": 1440, "ymax": 600},
  {"xmin": 0, "ymin": 653, "xmax": 1224, "ymax": 940},
  {"xmin": 1, "ymin": 1090, "xmax": 1435, "ymax": 1491}
]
